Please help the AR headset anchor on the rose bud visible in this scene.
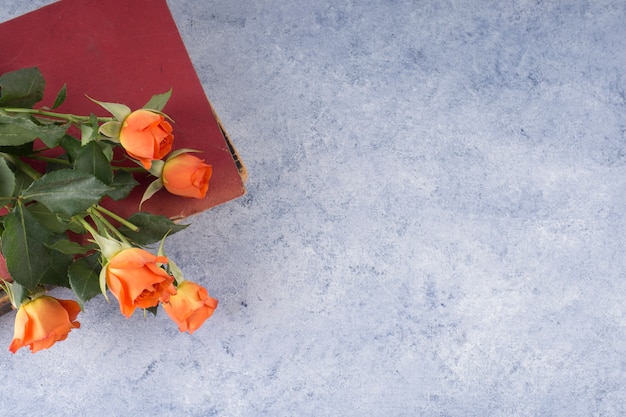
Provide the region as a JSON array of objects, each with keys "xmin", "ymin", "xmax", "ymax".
[
  {"xmin": 162, "ymin": 281, "xmax": 217, "ymax": 334},
  {"xmin": 119, "ymin": 109, "xmax": 174, "ymax": 169},
  {"xmin": 106, "ymin": 248, "xmax": 176, "ymax": 318},
  {"xmin": 162, "ymin": 153, "xmax": 212, "ymax": 198}
]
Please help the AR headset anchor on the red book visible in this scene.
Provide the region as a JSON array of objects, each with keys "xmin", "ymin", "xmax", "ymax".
[{"xmin": 0, "ymin": 0, "xmax": 247, "ymax": 310}]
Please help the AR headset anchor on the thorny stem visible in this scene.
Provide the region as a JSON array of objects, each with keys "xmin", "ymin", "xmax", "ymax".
[
  {"xmin": 0, "ymin": 152, "xmax": 41, "ymax": 180},
  {"xmin": 112, "ymin": 166, "xmax": 145, "ymax": 172},
  {"xmin": 74, "ymin": 216, "xmax": 99, "ymax": 239},
  {"xmin": 87, "ymin": 207, "xmax": 130, "ymax": 245},
  {"xmin": 93, "ymin": 205, "xmax": 140, "ymax": 232},
  {"xmin": 26, "ymin": 155, "xmax": 72, "ymax": 166},
  {"xmin": 73, "ymin": 215, "xmax": 125, "ymax": 261},
  {"xmin": 27, "ymin": 153, "xmax": 144, "ymax": 172},
  {"xmin": 1, "ymin": 107, "xmax": 114, "ymax": 124}
]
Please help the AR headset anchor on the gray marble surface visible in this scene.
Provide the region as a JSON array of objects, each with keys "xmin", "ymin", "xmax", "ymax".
[{"xmin": 2, "ymin": 1, "xmax": 626, "ymax": 416}]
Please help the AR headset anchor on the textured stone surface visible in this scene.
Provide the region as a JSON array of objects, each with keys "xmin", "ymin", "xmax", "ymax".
[{"xmin": 2, "ymin": 1, "xmax": 626, "ymax": 415}]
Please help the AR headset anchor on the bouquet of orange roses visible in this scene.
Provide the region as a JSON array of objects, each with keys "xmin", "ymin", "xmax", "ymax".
[{"xmin": 0, "ymin": 67, "xmax": 218, "ymax": 353}]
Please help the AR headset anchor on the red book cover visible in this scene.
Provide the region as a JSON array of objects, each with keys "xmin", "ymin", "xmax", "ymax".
[{"xmin": 0, "ymin": 0, "xmax": 246, "ymax": 308}]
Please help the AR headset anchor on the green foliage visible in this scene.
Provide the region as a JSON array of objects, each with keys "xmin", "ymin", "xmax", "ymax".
[
  {"xmin": 0, "ymin": 67, "xmax": 45, "ymax": 108},
  {"xmin": 42, "ymin": 243, "xmax": 73, "ymax": 288},
  {"xmin": 119, "ymin": 212, "xmax": 188, "ymax": 245},
  {"xmin": 60, "ymin": 134, "xmax": 82, "ymax": 162},
  {"xmin": 80, "ymin": 113, "xmax": 100, "ymax": 145},
  {"xmin": 8, "ymin": 281, "xmax": 28, "ymax": 308},
  {"xmin": 0, "ymin": 142, "xmax": 34, "ymax": 156},
  {"xmin": 11, "ymin": 169, "xmax": 34, "ymax": 201},
  {"xmin": 1, "ymin": 202, "xmax": 53, "ymax": 290},
  {"xmin": 21, "ymin": 169, "xmax": 112, "ymax": 217},
  {"xmin": 145, "ymin": 305, "xmax": 159, "ymax": 316},
  {"xmin": 26, "ymin": 202, "xmax": 74, "ymax": 234},
  {"xmin": 0, "ymin": 67, "xmax": 210, "ymax": 340},
  {"xmin": 69, "ymin": 253, "xmax": 102, "ymax": 308},
  {"xmin": 74, "ymin": 140, "xmax": 114, "ymax": 185},
  {"xmin": 0, "ymin": 157, "xmax": 15, "ymax": 208},
  {"xmin": 48, "ymin": 239, "xmax": 93, "ymax": 255},
  {"xmin": 108, "ymin": 169, "xmax": 139, "ymax": 201},
  {"xmin": 51, "ymin": 84, "xmax": 67, "ymax": 110},
  {"xmin": 0, "ymin": 111, "xmax": 69, "ymax": 147}
]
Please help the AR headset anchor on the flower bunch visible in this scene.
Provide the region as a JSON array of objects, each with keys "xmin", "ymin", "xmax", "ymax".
[{"xmin": 0, "ymin": 67, "xmax": 217, "ymax": 353}]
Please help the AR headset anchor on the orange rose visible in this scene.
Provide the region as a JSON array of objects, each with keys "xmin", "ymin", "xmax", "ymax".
[
  {"xmin": 9, "ymin": 296, "xmax": 80, "ymax": 354},
  {"xmin": 162, "ymin": 153, "xmax": 212, "ymax": 198},
  {"xmin": 106, "ymin": 248, "xmax": 176, "ymax": 318},
  {"xmin": 119, "ymin": 109, "xmax": 174, "ymax": 169},
  {"xmin": 162, "ymin": 281, "xmax": 217, "ymax": 334}
]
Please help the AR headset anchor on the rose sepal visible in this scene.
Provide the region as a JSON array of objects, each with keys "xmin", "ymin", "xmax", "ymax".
[
  {"xmin": 166, "ymin": 148, "xmax": 203, "ymax": 159},
  {"xmin": 157, "ymin": 233, "xmax": 184, "ymax": 285},
  {"xmin": 139, "ymin": 177, "xmax": 164, "ymax": 208},
  {"xmin": 98, "ymin": 120, "xmax": 122, "ymax": 140},
  {"xmin": 141, "ymin": 89, "xmax": 172, "ymax": 112},
  {"xmin": 86, "ymin": 96, "xmax": 131, "ymax": 122}
]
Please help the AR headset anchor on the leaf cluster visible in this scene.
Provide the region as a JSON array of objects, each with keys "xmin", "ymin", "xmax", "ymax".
[{"xmin": 0, "ymin": 68, "xmax": 184, "ymax": 307}]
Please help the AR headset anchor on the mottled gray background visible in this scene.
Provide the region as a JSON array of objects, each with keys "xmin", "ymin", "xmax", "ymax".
[{"xmin": 2, "ymin": 1, "xmax": 626, "ymax": 416}]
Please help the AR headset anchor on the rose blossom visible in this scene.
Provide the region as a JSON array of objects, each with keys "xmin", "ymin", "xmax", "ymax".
[
  {"xmin": 162, "ymin": 281, "xmax": 217, "ymax": 334},
  {"xmin": 9, "ymin": 296, "xmax": 80, "ymax": 353},
  {"xmin": 119, "ymin": 109, "xmax": 173, "ymax": 169},
  {"xmin": 106, "ymin": 248, "xmax": 176, "ymax": 318},
  {"xmin": 162, "ymin": 153, "xmax": 212, "ymax": 198}
]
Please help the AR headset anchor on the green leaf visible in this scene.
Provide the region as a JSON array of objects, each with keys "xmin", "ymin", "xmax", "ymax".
[
  {"xmin": 0, "ymin": 142, "xmax": 34, "ymax": 156},
  {"xmin": 60, "ymin": 135, "xmax": 81, "ymax": 162},
  {"xmin": 0, "ymin": 67, "xmax": 45, "ymax": 108},
  {"xmin": 80, "ymin": 124, "xmax": 93, "ymax": 144},
  {"xmin": 0, "ymin": 114, "xmax": 69, "ymax": 147},
  {"xmin": 119, "ymin": 212, "xmax": 188, "ymax": 245},
  {"xmin": 0, "ymin": 117, "xmax": 35, "ymax": 147},
  {"xmin": 41, "ymin": 245, "xmax": 73, "ymax": 288},
  {"xmin": 0, "ymin": 157, "xmax": 15, "ymax": 207},
  {"xmin": 26, "ymin": 202, "xmax": 73, "ymax": 233},
  {"xmin": 9, "ymin": 281, "xmax": 28, "ymax": 307},
  {"xmin": 51, "ymin": 84, "xmax": 67, "ymax": 110},
  {"xmin": 87, "ymin": 96, "xmax": 131, "ymax": 121},
  {"xmin": 48, "ymin": 239, "xmax": 92, "ymax": 255},
  {"xmin": 107, "ymin": 169, "xmax": 138, "ymax": 201},
  {"xmin": 145, "ymin": 305, "xmax": 159, "ymax": 316},
  {"xmin": 1, "ymin": 203, "xmax": 52, "ymax": 290},
  {"xmin": 80, "ymin": 113, "xmax": 99, "ymax": 145},
  {"xmin": 74, "ymin": 141, "xmax": 113, "ymax": 185},
  {"xmin": 97, "ymin": 140, "xmax": 113, "ymax": 162},
  {"xmin": 21, "ymin": 169, "xmax": 113, "ymax": 217},
  {"xmin": 11, "ymin": 169, "xmax": 34, "ymax": 200},
  {"xmin": 142, "ymin": 89, "xmax": 172, "ymax": 112},
  {"xmin": 44, "ymin": 152, "xmax": 71, "ymax": 173},
  {"xmin": 69, "ymin": 253, "xmax": 102, "ymax": 308},
  {"xmin": 38, "ymin": 122, "xmax": 71, "ymax": 148}
]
